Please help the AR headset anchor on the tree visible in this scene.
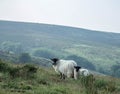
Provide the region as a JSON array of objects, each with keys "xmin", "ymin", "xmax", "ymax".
[
  {"xmin": 111, "ymin": 64, "xmax": 120, "ymax": 77},
  {"xmin": 65, "ymin": 55, "xmax": 96, "ymax": 70},
  {"xmin": 19, "ymin": 53, "xmax": 31, "ymax": 63},
  {"xmin": 0, "ymin": 41, "xmax": 23, "ymax": 54},
  {"xmin": 32, "ymin": 48, "xmax": 56, "ymax": 59}
]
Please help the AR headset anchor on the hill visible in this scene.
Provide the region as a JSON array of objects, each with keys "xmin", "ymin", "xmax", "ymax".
[
  {"xmin": 0, "ymin": 60, "xmax": 120, "ymax": 94},
  {"xmin": 0, "ymin": 20, "xmax": 120, "ymax": 76}
]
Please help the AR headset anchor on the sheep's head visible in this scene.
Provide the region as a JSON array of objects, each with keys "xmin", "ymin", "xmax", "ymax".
[
  {"xmin": 74, "ymin": 66, "xmax": 81, "ymax": 72},
  {"xmin": 50, "ymin": 58, "xmax": 59, "ymax": 66},
  {"xmin": 50, "ymin": 58, "xmax": 59, "ymax": 73}
]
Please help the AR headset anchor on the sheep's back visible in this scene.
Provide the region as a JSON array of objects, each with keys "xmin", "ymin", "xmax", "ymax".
[
  {"xmin": 79, "ymin": 69, "xmax": 89, "ymax": 76},
  {"xmin": 58, "ymin": 60, "xmax": 77, "ymax": 75}
]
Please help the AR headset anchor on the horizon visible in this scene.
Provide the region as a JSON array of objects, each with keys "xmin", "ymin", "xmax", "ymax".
[
  {"xmin": 1, "ymin": 19, "xmax": 120, "ymax": 34},
  {"xmin": 0, "ymin": 0, "xmax": 120, "ymax": 33}
]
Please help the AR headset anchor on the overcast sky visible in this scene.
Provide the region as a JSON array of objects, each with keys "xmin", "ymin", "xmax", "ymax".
[{"xmin": 0, "ymin": 0, "xmax": 120, "ymax": 33}]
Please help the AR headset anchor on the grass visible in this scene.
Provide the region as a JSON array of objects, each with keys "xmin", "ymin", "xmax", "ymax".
[{"xmin": 0, "ymin": 61, "xmax": 120, "ymax": 94}]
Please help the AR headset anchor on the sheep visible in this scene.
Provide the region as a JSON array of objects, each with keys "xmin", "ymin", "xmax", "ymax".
[
  {"xmin": 51, "ymin": 58, "xmax": 77, "ymax": 79},
  {"xmin": 74, "ymin": 66, "xmax": 90, "ymax": 80}
]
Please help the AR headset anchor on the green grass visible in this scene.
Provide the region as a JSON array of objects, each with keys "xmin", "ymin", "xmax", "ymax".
[{"xmin": 0, "ymin": 61, "xmax": 120, "ymax": 94}]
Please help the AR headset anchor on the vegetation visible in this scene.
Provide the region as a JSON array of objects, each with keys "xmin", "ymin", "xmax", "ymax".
[
  {"xmin": 65, "ymin": 55, "xmax": 96, "ymax": 70},
  {"xmin": 0, "ymin": 59, "xmax": 120, "ymax": 94},
  {"xmin": 111, "ymin": 64, "xmax": 120, "ymax": 77},
  {"xmin": 31, "ymin": 48, "xmax": 58, "ymax": 58},
  {"xmin": 0, "ymin": 20, "xmax": 120, "ymax": 77},
  {"xmin": 19, "ymin": 53, "xmax": 31, "ymax": 63}
]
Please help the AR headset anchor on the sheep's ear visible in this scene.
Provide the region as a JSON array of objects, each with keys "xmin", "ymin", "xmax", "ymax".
[{"xmin": 50, "ymin": 58, "xmax": 59, "ymax": 63}]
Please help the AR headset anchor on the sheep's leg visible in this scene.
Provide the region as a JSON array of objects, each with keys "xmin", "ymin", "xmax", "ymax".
[
  {"xmin": 74, "ymin": 70, "xmax": 78, "ymax": 80},
  {"xmin": 71, "ymin": 72, "xmax": 74, "ymax": 78},
  {"xmin": 62, "ymin": 74, "xmax": 65, "ymax": 79},
  {"xmin": 59, "ymin": 73, "xmax": 65, "ymax": 79},
  {"xmin": 60, "ymin": 73, "xmax": 62, "ymax": 79}
]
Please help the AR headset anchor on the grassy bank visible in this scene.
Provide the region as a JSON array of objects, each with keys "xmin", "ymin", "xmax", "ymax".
[{"xmin": 0, "ymin": 61, "xmax": 120, "ymax": 94}]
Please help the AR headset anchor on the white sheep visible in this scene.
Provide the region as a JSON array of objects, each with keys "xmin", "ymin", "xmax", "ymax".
[
  {"xmin": 51, "ymin": 58, "xmax": 77, "ymax": 79},
  {"xmin": 74, "ymin": 66, "xmax": 90, "ymax": 80}
]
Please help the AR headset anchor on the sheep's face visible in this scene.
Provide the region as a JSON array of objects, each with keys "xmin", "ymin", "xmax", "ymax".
[
  {"xmin": 51, "ymin": 58, "xmax": 59, "ymax": 73},
  {"xmin": 74, "ymin": 66, "xmax": 81, "ymax": 72}
]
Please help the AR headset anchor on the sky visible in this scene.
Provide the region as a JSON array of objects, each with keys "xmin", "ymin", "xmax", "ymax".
[{"xmin": 0, "ymin": 0, "xmax": 120, "ymax": 33}]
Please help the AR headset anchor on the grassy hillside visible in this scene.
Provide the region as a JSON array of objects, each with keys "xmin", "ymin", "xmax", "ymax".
[
  {"xmin": 0, "ymin": 60, "xmax": 120, "ymax": 94},
  {"xmin": 0, "ymin": 20, "xmax": 120, "ymax": 76}
]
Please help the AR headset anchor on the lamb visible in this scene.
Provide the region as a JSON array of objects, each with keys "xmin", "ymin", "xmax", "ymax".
[
  {"xmin": 51, "ymin": 58, "xmax": 77, "ymax": 79},
  {"xmin": 74, "ymin": 66, "xmax": 90, "ymax": 80}
]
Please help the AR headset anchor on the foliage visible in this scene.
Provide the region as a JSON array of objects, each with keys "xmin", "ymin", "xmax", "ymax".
[
  {"xmin": 9, "ymin": 64, "xmax": 38, "ymax": 79},
  {"xmin": 0, "ymin": 41, "xmax": 23, "ymax": 54},
  {"xmin": 64, "ymin": 44, "xmax": 120, "ymax": 76},
  {"xmin": 111, "ymin": 64, "xmax": 120, "ymax": 77},
  {"xmin": 0, "ymin": 20, "xmax": 120, "ymax": 78},
  {"xmin": 0, "ymin": 59, "xmax": 37, "ymax": 79},
  {"xmin": 32, "ymin": 48, "xmax": 57, "ymax": 59},
  {"xmin": 0, "ymin": 59, "xmax": 11, "ymax": 72},
  {"xmin": 65, "ymin": 55, "xmax": 96, "ymax": 70},
  {"xmin": 19, "ymin": 53, "xmax": 31, "ymax": 63}
]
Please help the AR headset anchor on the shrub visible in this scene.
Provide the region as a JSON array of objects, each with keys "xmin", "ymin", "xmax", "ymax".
[
  {"xmin": 22, "ymin": 64, "xmax": 38, "ymax": 73},
  {"xmin": 21, "ymin": 64, "xmax": 38, "ymax": 79},
  {"xmin": 9, "ymin": 64, "xmax": 38, "ymax": 79},
  {"xmin": 0, "ymin": 59, "xmax": 11, "ymax": 72},
  {"xmin": 9, "ymin": 67, "xmax": 20, "ymax": 78},
  {"xmin": 111, "ymin": 64, "xmax": 120, "ymax": 77},
  {"xmin": 19, "ymin": 53, "xmax": 31, "ymax": 63}
]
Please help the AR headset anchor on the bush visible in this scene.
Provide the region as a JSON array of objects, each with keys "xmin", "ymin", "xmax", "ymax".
[
  {"xmin": 21, "ymin": 64, "xmax": 38, "ymax": 79},
  {"xmin": 9, "ymin": 64, "xmax": 38, "ymax": 79},
  {"xmin": 19, "ymin": 53, "xmax": 31, "ymax": 63},
  {"xmin": 0, "ymin": 59, "xmax": 38, "ymax": 79},
  {"xmin": 111, "ymin": 64, "xmax": 120, "ymax": 77},
  {"xmin": 9, "ymin": 67, "xmax": 20, "ymax": 78},
  {"xmin": 0, "ymin": 59, "xmax": 11, "ymax": 72},
  {"xmin": 22, "ymin": 64, "xmax": 38, "ymax": 73}
]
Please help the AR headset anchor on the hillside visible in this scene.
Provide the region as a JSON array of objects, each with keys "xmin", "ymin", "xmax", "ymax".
[
  {"xmin": 0, "ymin": 60, "xmax": 120, "ymax": 94},
  {"xmin": 0, "ymin": 20, "xmax": 120, "ymax": 76},
  {"xmin": 0, "ymin": 20, "xmax": 120, "ymax": 48}
]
